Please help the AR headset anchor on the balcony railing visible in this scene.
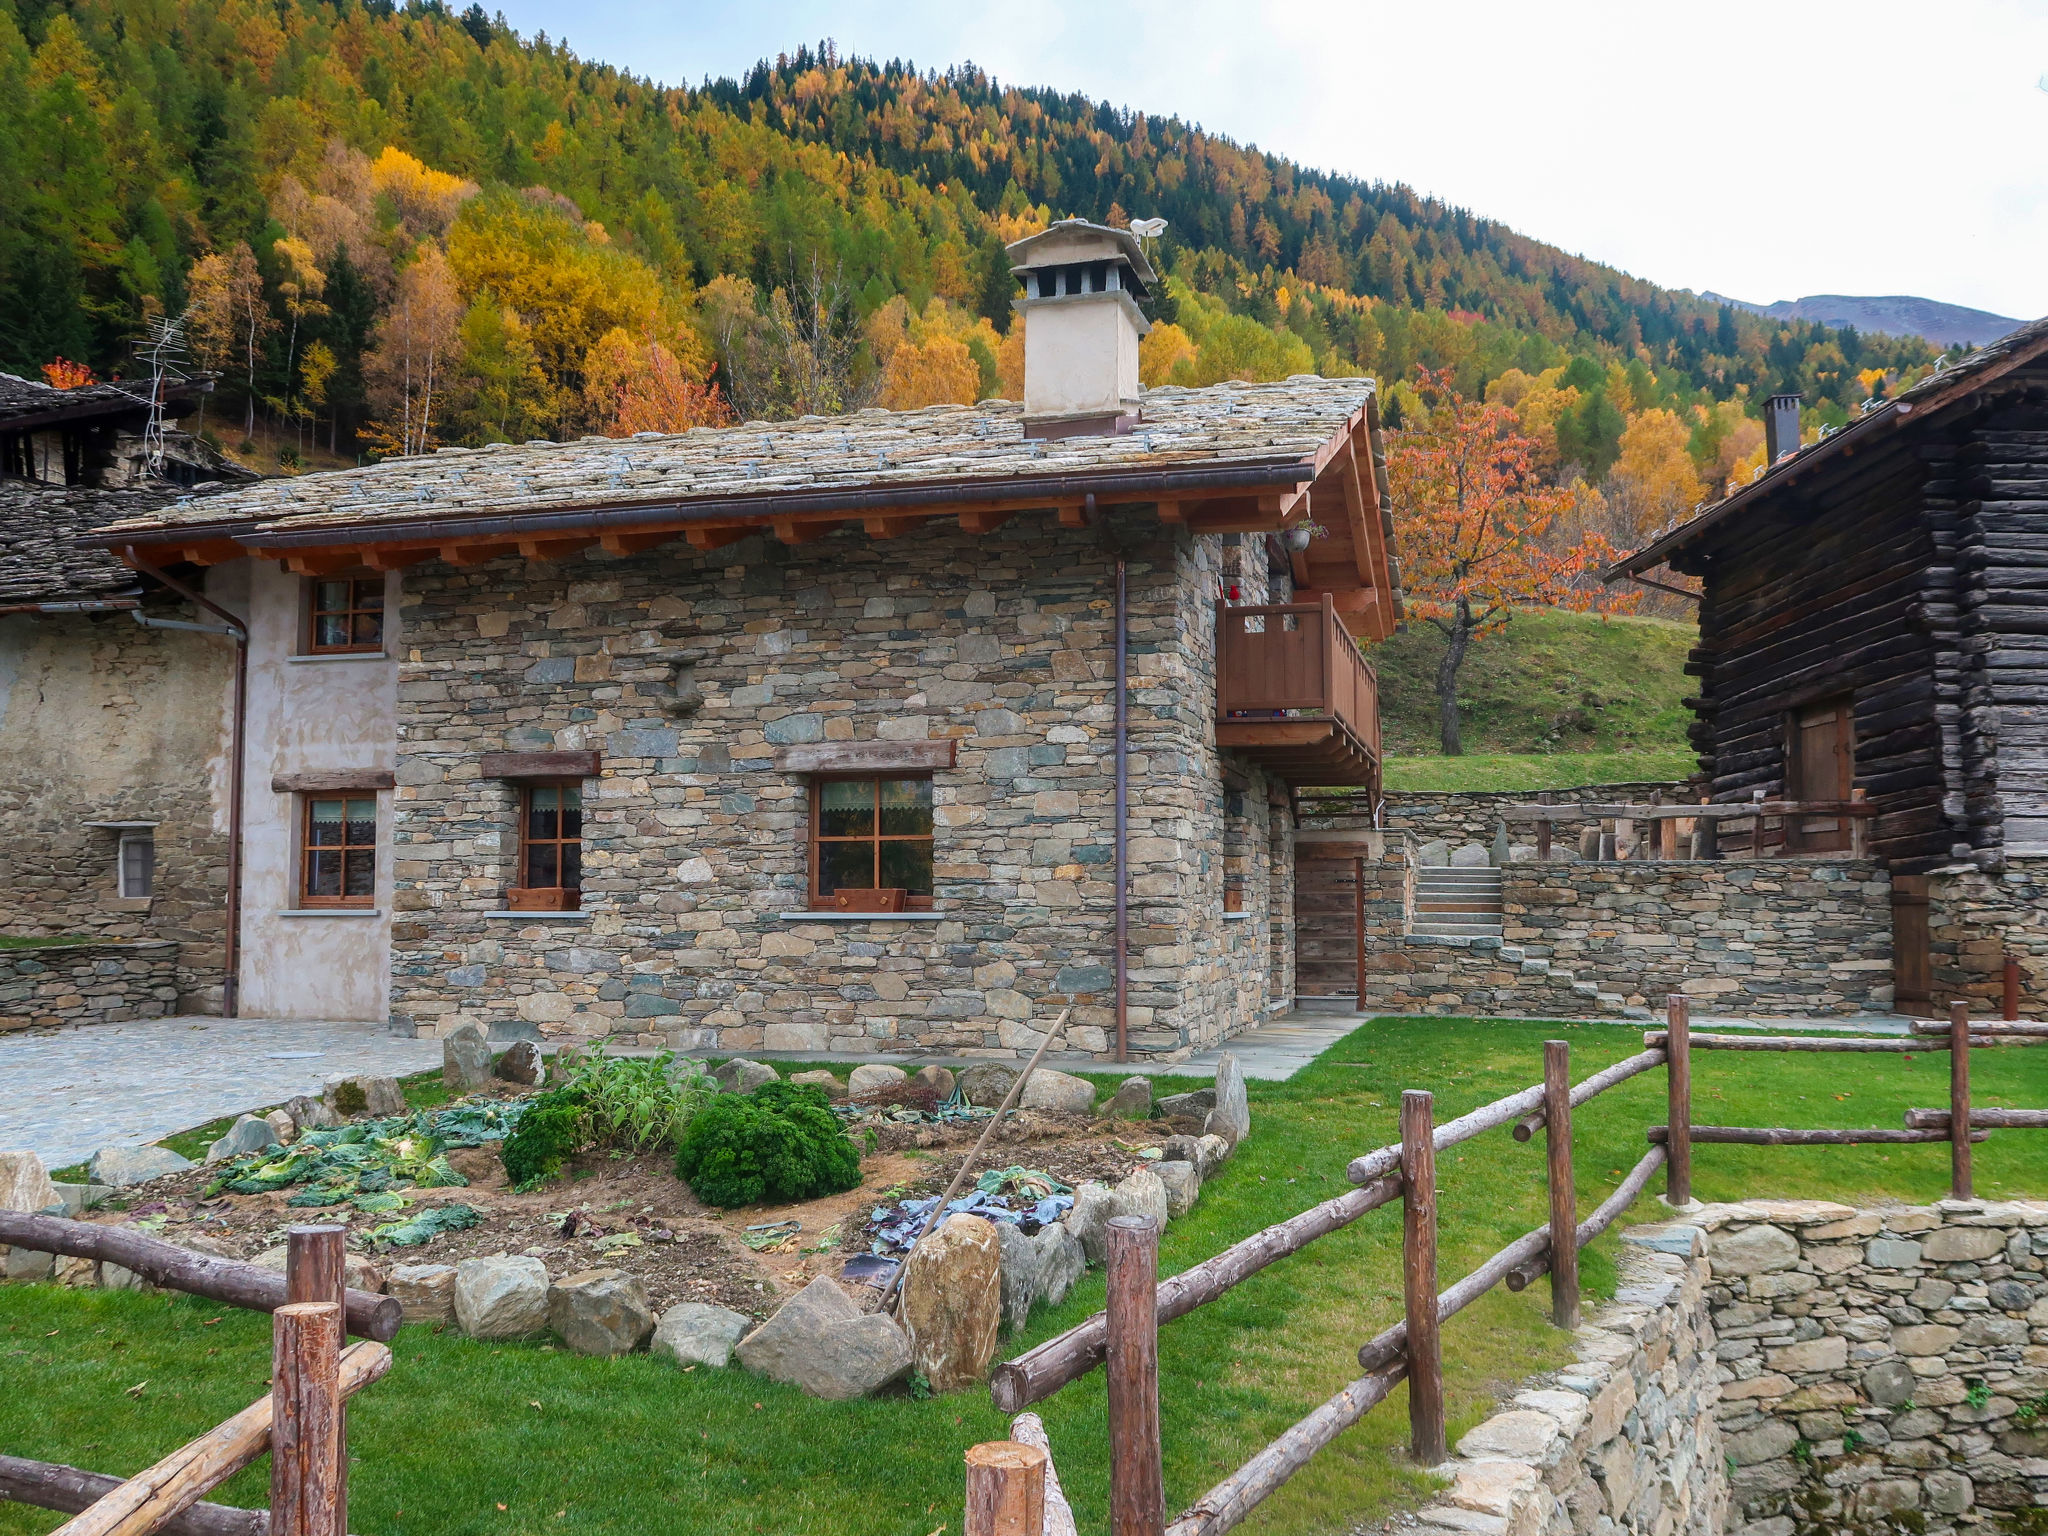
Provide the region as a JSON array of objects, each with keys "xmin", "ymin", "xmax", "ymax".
[{"xmin": 1215, "ymin": 594, "xmax": 1382, "ymax": 785}]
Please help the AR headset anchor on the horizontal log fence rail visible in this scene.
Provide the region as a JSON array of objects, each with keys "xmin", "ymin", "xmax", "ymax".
[
  {"xmin": 967, "ymin": 997, "xmax": 2047, "ymax": 1536},
  {"xmin": 1496, "ymin": 791, "xmax": 1876, "ymax": 861},
  {"xmin": 0, "ymin": 1224, "xmax": 393, "ymax": 1536}
]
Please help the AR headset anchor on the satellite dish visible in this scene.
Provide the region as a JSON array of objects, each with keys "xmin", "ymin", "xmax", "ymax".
[{"xmin": 1128, "ymin": 217, "xmax": 1168, "ymax": 239}]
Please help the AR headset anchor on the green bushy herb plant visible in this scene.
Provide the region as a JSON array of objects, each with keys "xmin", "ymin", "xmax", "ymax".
[
  {"xmin": 563, "ymin": 1049, "xmax": 716, "ymax": 1153},
  {"xmin": 673, "ymin": 1080, "xmax": 862, "ymax": 1207},
  {"xmin": 500, "ymin": 1087, "xmax": 589, "ymax": 1190}
]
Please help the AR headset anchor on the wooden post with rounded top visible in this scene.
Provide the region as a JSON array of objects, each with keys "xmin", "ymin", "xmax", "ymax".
[
  {"xmin": 1105, "ymin": 1214, "xmax": 1164, "ymax": 1536},
  {"xmin": 1400, "ymin": 1089, "xmax": 1445, "ymax": 1466},
  {"xmin": 964, "ymin": 1441, "xmax": 1047, "ymax": 1536},
  {"xmin": 1665, "ymin": 994, "xmax": 1692, "ymax": 1207},
  {"xmin": 1950, "ymin": 1000, "xmax": 1973, "ymax": 1200},
  {"xmin": 270, "ymin": 1302, "xmax": 343, "ymax": 1536},
  {"xmin": 1543, "ymin": 1040, "xmax": 1580, "ymax": 1330},
  {"xmin": 287, "ymin": 1224, "xmax": 348, "ymax": 1535}
]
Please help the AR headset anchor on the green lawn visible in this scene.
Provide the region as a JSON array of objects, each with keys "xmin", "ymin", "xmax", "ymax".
[
  {"xmin": 5, "ymin": 1019, "xmax": 2045, "ymax": 1536},
  {"xmin": 1379, "ymin": 749, "xmax": 1697, "ymax": 794}
]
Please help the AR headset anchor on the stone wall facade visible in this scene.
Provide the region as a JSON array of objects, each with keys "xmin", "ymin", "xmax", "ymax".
[
  {"xmin": 1698, "ymin": 1197, "xmax": 2048, "ymax": 1536},
  {"xmin": 1399, "ymin": 1228, "xmax": 1726, "ymax": 1536},
  {"xmin": 0, "ymin": 606, "xmax": 232, "ymax": 1009},
  {"xmin": 0, "ymin": 939, "xmax": 182, "ymax": 1030},
  {"xmin": 1928, "ymin": 858, "xmax": 2048, "ymax": 1018},
  {"xmin": 385, "ymin": 514, "xmax": 1293, "ymax": 1059}
]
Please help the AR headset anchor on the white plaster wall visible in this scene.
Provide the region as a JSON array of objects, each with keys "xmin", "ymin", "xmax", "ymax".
[{"xmin": 221, "ymin": 560, "xmax": 399, "ymax": 1022}]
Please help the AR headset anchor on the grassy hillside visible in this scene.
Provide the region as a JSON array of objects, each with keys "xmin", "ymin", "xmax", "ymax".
[{"xmin": 1367, "ymin": 608, "xmax": 1697, "ymax": 790}]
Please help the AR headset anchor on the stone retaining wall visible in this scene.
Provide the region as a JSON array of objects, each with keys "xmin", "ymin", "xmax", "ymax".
[
  {"xmin": 0, "ymin": 940, "xmax": 182, "ymax": 1030},
  {"xmin": 1397, "ymin": 1228, "xmax": 1726, "ymax": 1536},
  {"xmin": 1700, "ymin": 1197, "xmax": 2048, "ymax": 1536},
  {"xmin": 1929, "ymin": 858, "xmax": 2048, "ymax": 1019}
]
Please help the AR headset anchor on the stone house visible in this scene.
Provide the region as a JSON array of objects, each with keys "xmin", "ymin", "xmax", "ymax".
[
  {"xmin": 84, "ymin": 221, "xmax": 1403, "ymax": 1060},
  {"xmin": 1611, "ymin": 316, "xmax": 2048, "ymax": 1014}
]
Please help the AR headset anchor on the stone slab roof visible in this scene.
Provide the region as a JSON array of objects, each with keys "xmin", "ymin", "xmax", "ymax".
[
  {"xmin": 0, "ymin": 371, "xmax": 201, "ymax": 431},
  {"xmin": 0, "ymin": 482, "xmax": 189, "ymax": 604},
  {"xmin": 94, "ymin": 378, "xmax": 1375, "ymax": 544}
]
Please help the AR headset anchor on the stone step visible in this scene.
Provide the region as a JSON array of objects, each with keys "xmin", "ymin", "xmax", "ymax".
[
  {"xmin": 1409, "ymin": 921, "xmax": 1505, "ymax": 938},
  {"xmin": 1413, "ymin": 898, "xmax": 1505, "ymax": 914}
]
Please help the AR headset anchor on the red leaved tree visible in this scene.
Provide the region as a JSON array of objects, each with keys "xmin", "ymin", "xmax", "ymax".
[{"xmin": 1393, "ymin": 368, "xmax": 1638, "ymax": 755}]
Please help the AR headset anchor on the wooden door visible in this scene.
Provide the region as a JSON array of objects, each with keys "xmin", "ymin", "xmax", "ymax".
[
  {"xmin": 1892, "ymin": 875, "xmax": 1933, "ymax": 1015},
  {"xmin": 1789, "ymin": 697, "xmax": 1853, "ymax": 852}
]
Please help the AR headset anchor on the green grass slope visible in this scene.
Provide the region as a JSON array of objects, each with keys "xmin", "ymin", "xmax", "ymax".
[{"xmin": 1366, "ymin": 608, "xmax": 1697, "ymax": 792}]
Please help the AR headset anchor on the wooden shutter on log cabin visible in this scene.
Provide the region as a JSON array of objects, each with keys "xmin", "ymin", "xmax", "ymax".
[
  {"xmin": 1786, "ymin": 696, "xmax": 1854, "ymax": 853},
  {"xmin": 1892, "ymin": 874, "xmax": 1933, "ymax": 1016}
]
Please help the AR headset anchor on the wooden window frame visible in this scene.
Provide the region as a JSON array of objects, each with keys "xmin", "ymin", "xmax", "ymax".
[
  {"xmin": 299, "ymin": 793, "xmax": 378, "ymax": 909},
  {"xmin": 512, "ymin": 780, "xmax": 584, "ymax": 906},
  {"xmin": 306, "ymin": 574, "xmax": 386, "ymax": 655},
  {"xmin": 807, "ymin": 775, "xmax": 936, "ymax": 911}
]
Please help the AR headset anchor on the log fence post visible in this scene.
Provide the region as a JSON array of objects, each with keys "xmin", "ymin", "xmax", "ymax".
[
  {"xmin": 287, "ymin": 1225, "xmax": 348, "ymax": 1535},
  {"xmin": 2004, "ymin": 956, "xmax": 2020, "ymax": 1022},
  {"xmin": 964, "ymin": 1441, "xmax": 1048, "ymax": 1536},
  {"xmin": 269, "ymin": 1302, "xmax": 342, "ymax": 1536},
  {"xmin": 1400, "ymin": 1090, "xmax": 1445, "ymax": 1466},
  {"xmin": 1543, "ymin": 1041, "xmax": 1579, "ymax": 1330},
  {"xmin": 1665, "ymin": 994, "xmax": 1692, "ymax": 1207},
  {"xmin": 1105, "ymin": 1215, "xmax": 1164, "ymax": 1536},
  {"xmin": 1950, "ymin": 1001, "xmax": 1973, "ymax": 1200}
]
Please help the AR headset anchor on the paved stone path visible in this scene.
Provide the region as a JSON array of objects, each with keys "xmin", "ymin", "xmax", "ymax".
[{"xmin": 1, "ymin": 1016, "xmax": 440, "ymax": 1169}]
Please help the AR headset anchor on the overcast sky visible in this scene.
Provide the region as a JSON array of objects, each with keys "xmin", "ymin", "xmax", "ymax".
[{"xmin": 492, "ymin": 0, "xmax": 2048, "ymax": 321}]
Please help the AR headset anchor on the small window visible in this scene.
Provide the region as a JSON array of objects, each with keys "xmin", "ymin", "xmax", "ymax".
[
  {"xmin": 519, "ymin": 782, "xmax": 583, "ymax": 893},
  {"xmin": 809, "ymin": 777, "xmax": 934, "ymax": 910},
  {"xmin": 308, "ymin": 577, "xmax": 384, "ymax": 654},
  {"xmin": 117, "ymin": 832, "xmax": 154, "ymax": 899},
  {"xmin": 301, "ymin": 795, "xmax": 377, "ymax": 907}
]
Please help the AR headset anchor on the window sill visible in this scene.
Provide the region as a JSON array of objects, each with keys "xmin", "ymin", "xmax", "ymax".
[
  {"xmin": 288, "ymin": 652, "xmax": 389, "ymax": 664},
  {"xmin": 1223, "ymin": 911, "xmax": 1251, "ymax": 922},
  {"xmin": 776, "ymin": 911, "xmax": 948, "ymax": 922},
  {"xmin": 277, "ymin": 908, "xmax": 383, "ymax": 918},
  {"xmin": 483, "ymin": 910, "xmax": 593, "ymax": 921}
]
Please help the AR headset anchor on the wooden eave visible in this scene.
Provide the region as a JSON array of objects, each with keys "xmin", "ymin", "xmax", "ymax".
[{"xmin": 95, "ymin": 409, "xmax": 1404, "ymax": 636}]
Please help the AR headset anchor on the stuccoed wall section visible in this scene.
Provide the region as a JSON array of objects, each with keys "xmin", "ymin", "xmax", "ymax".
[
  {"xmin": 0, "ymin": 939, "xmax": 182, "ymax": 1030},
  {"xmin": 1700, "ymin": 1197, "xmax": 2048, "ymax": 1535},
  {"xmin": 1404, "ymin": 1227, "xmax": 1726, "ymax": 1536},
  {"xmin": 386, "ymin": 515, "xmax": 1290, "ymax": 1059},
  {"xmin": 0, "ymin": 606, "xmax": 232, "ymax": 1009}
]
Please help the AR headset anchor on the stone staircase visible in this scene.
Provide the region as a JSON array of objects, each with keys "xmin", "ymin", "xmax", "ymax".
[{"xmin": 1409, "ymin": 866, "xmax": 1504, "ymax": 940}]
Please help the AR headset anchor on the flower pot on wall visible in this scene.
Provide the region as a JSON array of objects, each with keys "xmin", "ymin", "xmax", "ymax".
[
  {"xmin": 830, "ymin": 887, "xmax": 906, "ymax": 913},
  {"xmin": 507, "ymin": 886, "xmax": 579, "ymax": 911}
]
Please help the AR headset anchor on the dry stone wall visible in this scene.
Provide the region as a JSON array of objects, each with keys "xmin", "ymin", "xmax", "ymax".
[
  {"xmin": 1397, "ymin": 1227, "xmax": 1727, "ymax": 1536},
  {"xmin": 387, "ymin": 516, "xmax": 1289, "ymax": 1059},
  {"xmin": 0, "ymin": 939, "xmax": 182, "ymax": 1030},
  {"xmin": 1928, "ymin": 859, "xmax": 2048, "ymax": 1019},
  {"xmin": 1700, "ymin": 1197, "xmax": 2048, "ymax": 1536}
]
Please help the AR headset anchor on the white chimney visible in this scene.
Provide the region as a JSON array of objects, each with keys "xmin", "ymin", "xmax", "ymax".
[{"xmin": 1006, "ymin": 219, "xmax": 1157, "ymax": 437}]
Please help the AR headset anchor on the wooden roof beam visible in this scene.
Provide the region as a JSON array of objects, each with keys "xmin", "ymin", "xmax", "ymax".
[
  {"xmin": 958, "ymin": 509, "xmax": 1014, "ymax": 535},
  {"xmin": 599, "ymin": 530, "xmax": 674, "ymax": 556},
  {"xmin": 440, "ymin": 543, "xmax": 512, "ymax": 567},
  {"xmin": 517, "ymin": 536, "xmax": 598, "ymax": 561},
  {"xmin": 277, "ymin": 550, "xmax": 366, "ymax": 577},
  {"xmin": 357, "ymin": 546, "xmax": 433, "ymax": 572},
  {"xmin": 684, "ymin": 526, "xmax": 752, "ymax": 553},
  {"xmin": 861, "ymin": 514, "xmax": 927, "ymax": 539},
  {"xmin": 772, "ymin": 518, "xmax": 839, "ymax": 545}
]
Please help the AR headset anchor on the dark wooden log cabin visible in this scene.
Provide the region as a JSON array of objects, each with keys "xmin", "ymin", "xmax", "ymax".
[{"xmin": 1612, "ymin": 316, "xmax": 2048, "ymax": 1012}]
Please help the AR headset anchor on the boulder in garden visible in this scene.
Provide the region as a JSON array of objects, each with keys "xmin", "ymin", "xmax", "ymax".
[
  {"xmin": 653, "ymin": 1302, "xmax": 752, "ymax": 1369},
  {"xmin": 735, "ymin": 1274, "xmax": 911, "ymax": 1400},
  {"xmin": 997, "ymin": 1220, "xmax": 1085, "ymax": 1334},
  {"xmin": 1066, "ymin": 1181, "xmax": 1116, "ymax": 1264},
  {"xmin": 1105, "ymin": 1077, "xmax": 1153, "ymax": 1119},
  {"xmin": 1449, "ymin": 842, "xmax": 1490, "ymax": 867},
  {"xmin": 263, "ymin": 1109, "xmax": 299, "ymax": 1145},
  {"xmin": 1156, "ymin": 1088, "xmax": 1215, "ymax": 1121},
  {"xmin": 788, "ymin": 1069, "xmax": 846, "ymax": 1100},
  {"xmin": 902, "ymin": 1213, "xmax": 1001, "ymax": 1392},
  {"xmin": 1019, "ymin": 1069, "xmax": 1095, "ymax": 1115},
  {"xmin": 206, "ymin": 1114, "xmax": 278, "ymax": 1164},
  {"xmin": 911, "ymin": 1065, "xmax": 956, "ymax": 1098},
  {"xmin": 454, "ymin": 1254, "xmax": 550, "ymax": 1339},
  {"xmin": 487, "ymin": 1018, "xmax": 544, "ymax": 1047},
  {"xmin": 323, "ymin": 1074, "xmax": 404, "ymax": 1119},
  {"xmin": 1155, "ymin": 1160, "xmax": 1200, "ymax": 1219},
  {"xmin": 1194, "ymin": 1134, "xmax": 1233, "ymax": 1178},
  {"xmin": 1111, "ymin": 1167, "xmax": 1170, "ymax": 1230},
  {"xmin": 711, "ymin": 1058, "xmax": 779, "ymax": 1094},
  {"xmin": 0, "ymin": 1150, "xmax": 58, "ymax": 1217},
  {"xmin": 848, "ymin": 1063, "xmax": 909, "ymax": 1098},
  {"xmin": 88, "ymin": 1145, "xmax": 194, "ymax": 1189},
  {"xmin": 387, "ymin": 1264, "xmax": 457, "ymax": 1323},
  {"xmin": 956, "ymin": 1062, "xmax": 1018, "ymax": 1107},
  {"xmin": 443, "ymin": 1023, "xmax": 493, "ymax": 1093},
  {"xmin": 1203, "ymin": 1053, "xmax": 1250, "ymax": 1146},
  {"xmin": 548, "ymin": 1267, "xmax": 655, "ymax": 1355},
  {"xmin": 284, "ymin": 1095, "xmax": 339, "ymax": 1133},
  {"xmin": 495, "ymin": 1040, "xmax": 544, "ymax": 1086}
]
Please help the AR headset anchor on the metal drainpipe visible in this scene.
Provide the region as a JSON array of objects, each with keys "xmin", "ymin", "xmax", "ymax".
[
  {"xmin": 1114, "ymin": 551, "xmax": 1129, "ymax": 1063},
  {"xmin": 120, "ymin": 547, "xmax": 249, "ymax": 1019}
]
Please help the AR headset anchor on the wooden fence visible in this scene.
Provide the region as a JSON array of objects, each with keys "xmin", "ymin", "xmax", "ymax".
[
  {"xmin": 962, "ymin": 998, "xmax": 2042, "ymax": 1536},
  {"xmin": 1500, "ymin": 793, "xmax": 1877, "ymax": 861},
  {"xmin": 0, "ymin": 1221, "xmax": 399, "ymax": 1536}
]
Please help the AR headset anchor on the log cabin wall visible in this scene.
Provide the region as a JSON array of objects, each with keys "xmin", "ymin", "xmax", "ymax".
[{"xmin": 1675, "ymin": 430, "xmax": 1958, "ymax": 870}]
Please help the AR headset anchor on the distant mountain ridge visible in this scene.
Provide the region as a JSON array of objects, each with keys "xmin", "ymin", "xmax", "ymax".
[{"xmin": 1699, "ymin": 291, "xmax": 2026, "ymax": 350}]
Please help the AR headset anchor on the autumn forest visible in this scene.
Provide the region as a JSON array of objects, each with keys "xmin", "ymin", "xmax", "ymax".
[{"xmin": 1, "ymin": 0, "xmax": 1955, "ymax": 551}]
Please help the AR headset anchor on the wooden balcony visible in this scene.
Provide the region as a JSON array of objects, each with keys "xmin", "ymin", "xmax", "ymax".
[{"xmin": 1215, "ymin": 594, "xmax": 1383, "ymax": 789}]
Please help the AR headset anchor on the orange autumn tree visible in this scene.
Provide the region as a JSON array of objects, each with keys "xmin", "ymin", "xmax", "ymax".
[{"xmin": 1393, "ymin": 368, "xmax": 1638, "ymax": 755}]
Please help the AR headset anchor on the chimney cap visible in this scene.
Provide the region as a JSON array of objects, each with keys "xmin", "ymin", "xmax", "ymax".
[{"xmin": 1005, "ymin": 218, "xmax": 1160, "ymax": 290}]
